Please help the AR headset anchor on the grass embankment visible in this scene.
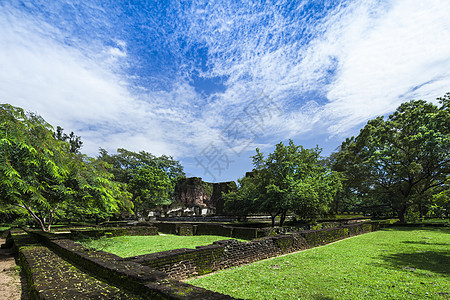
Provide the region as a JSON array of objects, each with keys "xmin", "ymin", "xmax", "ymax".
[
  {"xmin": 188, "ymin": 227, "xmax": 450, "ymax": 299},
  {"xmin": 78, "ymin": 234, "xmax": 241, "ymax": 257}
]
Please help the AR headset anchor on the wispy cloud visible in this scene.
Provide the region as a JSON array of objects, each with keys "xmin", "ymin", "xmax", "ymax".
[
  {"xmin": 175, "ymin": 0, "xmax": 450, "ymax": 139},
  {"xmin": 0, "ymin": 4, "xmax": 218, "ymax": 157},
  {"xmin": 322, "ymin": 0, "xmax": 450, "ymax": 135},
  {"xmin": 1, "ymin": 0, "xmax": 449, "ymax": 181}
]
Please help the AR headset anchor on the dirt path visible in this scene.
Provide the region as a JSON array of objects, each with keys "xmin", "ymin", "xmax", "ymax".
[{"xmin": 0, "ymin": 238, "xmax": 25, "ymax": 300}]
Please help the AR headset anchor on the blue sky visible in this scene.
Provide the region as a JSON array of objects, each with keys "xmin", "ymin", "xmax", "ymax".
[{"xmin": 1, "ymin": 0, "xmax": 450, "ymax": 182}]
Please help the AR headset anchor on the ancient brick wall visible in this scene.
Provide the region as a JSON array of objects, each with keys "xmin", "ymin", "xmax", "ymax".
[
  {"xmin": 70, "ymin": 226, "xmax": 158, "ymax": 239},
  {"xmin": 126, "ymin": 222, "xmax": 376, "ymax": 280}
]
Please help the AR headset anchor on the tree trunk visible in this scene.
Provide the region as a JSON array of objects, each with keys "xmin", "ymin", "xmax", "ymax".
[
  {"xmin": 279, "ymin": 211, "xmax": 287, "ymax": 227},
  {"xmin": 396, "ymin": 207, "xmax": 406, "ymax": 223},
  {"xmin": 46, "ymin": 209, "xmax": 55, "ymax": 232},
  {"xmin": 18, "ymin": 204, "xmax": 51, "ymax": 232},
  {"xmin": 418, "ymin": 203, "xmax": 424, "ymax": 219},
  {"xmin": 270, "ymin": 215, "xmax": 276, "ymax": 227}
]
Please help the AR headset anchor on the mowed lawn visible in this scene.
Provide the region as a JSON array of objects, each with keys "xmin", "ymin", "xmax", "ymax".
[
  {"xmin": 78, "ymin": 234, "xmax": 239, "ymax": 257},
  {"xmin": 188, "ymin": 227, "xmax": 450, "ymax": 300}
]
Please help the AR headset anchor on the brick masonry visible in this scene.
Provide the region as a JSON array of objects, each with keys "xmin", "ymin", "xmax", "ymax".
[{"xmin": 126, "ymin": 222, "xmax": 376, "ymax": 280}]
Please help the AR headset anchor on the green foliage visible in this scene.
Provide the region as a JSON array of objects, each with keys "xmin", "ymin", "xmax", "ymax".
[
  {"xmin": 1, "ymin": 104, "xmax": 70, "ymax": 230},
  {"xmin": 54, "ymin": 126, "xmax": 83, "ymax": 153},
  {"xmin": 128, "ymin": 166, "xmax": 172, "ymax": 218},
  {"xmin": 432, "ymin": 177, "xmax": 450, "ymax": 217},
  {"xmin": 98, "ymin": 148, "xmax": 184, "ymax": 184},
  {"xmin": 333, "ymin": 94, "xmax": 450, "ymax": 222},
  {"xmin": 0, "ymin": 204, "xmax": 30, "ymax": 224},
  {"xmin": 98, "ymin": 148, "xmax": 185, "ymax": 216},
  {"xmin": 189, "ymin": 227, "xmax": 450, "ymax": 300},
  {"xmin": 0, "ymin": 104, "xmax": 127, "ymax": 231},
  {"xmin": 225, "ymin": 140, "xmax": 341, "ymax": 226},
  {"xmin": 58, "ymin": 155, "xmax": 133, "ymax": 223}
]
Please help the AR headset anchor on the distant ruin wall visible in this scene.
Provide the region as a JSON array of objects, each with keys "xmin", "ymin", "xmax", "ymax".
[{"xmin": 174, "ymin": 177, "xmax": 236, "ymax": 214}]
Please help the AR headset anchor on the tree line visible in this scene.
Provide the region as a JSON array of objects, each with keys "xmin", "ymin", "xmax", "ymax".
[
  {"xmin": 224, "ymin": 93, "xmax": 449, "ymax": 225},
  {"xmin": 0, "ymin": 104, "xmax": 184, "ymax": 230},
  {"xmin": 1, "ymin": 93, "xmax": 448, "ymax": 230}
]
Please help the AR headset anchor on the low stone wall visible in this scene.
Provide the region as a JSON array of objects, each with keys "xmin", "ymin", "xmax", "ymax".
[
  {"xmin": 150, "ymin": 222, "xmax": 274, "ymax": 239},
  {"xmin": 21, "ymin": 229, "xmax": 236, "ymax": 299},
  {"xmin": 70, "ymin": 226, "xmax": 158, "ymax": 239},
  {"xmin": 103, "ymin": 220, "xmax": 373, "ymax": 239},
  {"xmin": 13, "ymin": 232, "xmax": 143, "ymax": 299},
  {"xmin": 126, "ymin": 222, "xmax": 375, "ymax": 280}
]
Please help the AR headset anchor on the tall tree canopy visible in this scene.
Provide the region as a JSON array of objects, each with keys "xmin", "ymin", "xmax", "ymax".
[
  {"xmin": 54, "ymin": 126, "xmax": 83, "ymax": 153},
  {"xmin": 98, "ymin": 148, "xmax": 185, "ymax": 216},
  {"xmin": 0, "ymin": 104, "xmax": 126, "ymax": 231},
  {"xmin": 225, "ymin": 140, "xmax": 341, "ymax": 226},
  {"xmin": 98, "ymin": 148, "xmax": 184, "ymax": 184},
  {"xmin": 332, "ymin": 94, "xmax": 450, "ymax": 222},
  {"xmin": 128, "ymin": 166, "xmax": 172, "ymax": 218}
]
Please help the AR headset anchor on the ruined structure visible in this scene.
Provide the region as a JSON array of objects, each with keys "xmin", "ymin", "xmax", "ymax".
[{"xmin": 174, "ymin": 177, "xmax": 236, "ymax": 215}]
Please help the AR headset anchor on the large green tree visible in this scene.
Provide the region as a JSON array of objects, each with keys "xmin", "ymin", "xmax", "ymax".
[
  {"xmin": 0, "ymin": 104, "xmax": 126, "ymax": 231},
  {"xmin": 128, "ymin": 166, "xmax": 172, "ymax": 219},
  {"xmin": 333, "ymin": 94, "xmax": 450, "ymax": 222},
  {"xmin": 54, "ymin": 126, "xmax": 83, "ymax": 153},
  {"xmin": 98, "ymin": 148, "xmax": 185, "ymax": 216},
  {"xmin": 60, "ymin": 155, "xmax": 132, "ymax": 224},
  {"xmin": 98, "ymin": 148, "xmax": 184, "ymax": 184},
  {"xmin": 225, "ymin": 140, "xmax": 341, "ymax": 226}
]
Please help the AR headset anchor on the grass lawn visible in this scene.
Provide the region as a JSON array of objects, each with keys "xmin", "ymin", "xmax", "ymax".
[
  {"xmin": 423, "ymin": 218, "xmax": 450, "ymax": 225},
  {"xmin": 188, "ymin": 227, "xmax": 450, "ymax": 299},
  {"xmin": 78, "ymin": 234, "xmax": 240, "ymax": 257}
]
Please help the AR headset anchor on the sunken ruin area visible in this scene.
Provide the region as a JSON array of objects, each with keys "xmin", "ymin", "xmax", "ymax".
[{"xmin": 6, "ymin": 220, "xmax": 385, "ymax": 299}]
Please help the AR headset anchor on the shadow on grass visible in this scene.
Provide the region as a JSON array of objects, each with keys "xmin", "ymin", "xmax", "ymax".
[
  {"xmin": 383, "ymin": 226, "xmax": 450, "ymax": 233},
  {"xmin": 375, "ymin": 250, "xmax": 449, "ymax": 275},
  {"xmin": 401, "ymin": 241, "xmax": 449, "ymax": 246}
]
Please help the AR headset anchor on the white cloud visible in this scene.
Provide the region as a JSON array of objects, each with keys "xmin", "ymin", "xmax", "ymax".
[
  {"xmin": 177, "ymin": 0, "xmax": 450, "ymax": 140},
  {"xmin": 322, "ymin": 0, "xmax": 450, "ymax": 135},
  {"xmin": 0, "ymin": 5, "xmax": 220, "ymax": 158},
  {"xmin": 2, "ymin": 0, "xmax": 449, "ymax": 172}
]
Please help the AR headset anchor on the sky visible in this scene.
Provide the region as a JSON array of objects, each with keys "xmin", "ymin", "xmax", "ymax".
[{"xmin": 1, "ymin": 0, "xmax": 450, "ymax": 182}]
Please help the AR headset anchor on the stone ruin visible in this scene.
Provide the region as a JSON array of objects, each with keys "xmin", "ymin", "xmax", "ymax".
[{"xmin": 172, "ymin": 177, "xmax": 237, "ymax": 216}]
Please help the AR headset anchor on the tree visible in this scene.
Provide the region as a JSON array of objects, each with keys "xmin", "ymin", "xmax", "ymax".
[
  {"xmin": 128, "ymin": 166, "xmax": 172, "ymax": 219},
  {"xmin": 98, "ymin": 148, "xmax": 184, "ymax": 184},
  {"xmin": 225, "ymin": 140, "xmax": 341, "ymax": 226},
  {"xmin": 54, "ymin": 126, "xmax": 83, "ymax": 153},
  {"xmin": 333, "ymin": 94, "xmax": 450, "ymax": 222},
  {"xmin": 98, "ymin": 148, "xmax": 185, "ymax": 216},
  {"xmin": 0, "ymin": 104, "xmax": 126, "ymax": 231},
  {"xmin": 61, "ymin": 155, "xmax": 132, "ymax": 224}
]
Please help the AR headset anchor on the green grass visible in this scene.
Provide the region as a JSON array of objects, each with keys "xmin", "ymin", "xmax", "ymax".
[
  {"xmin": 78, "ymin": 234, "xmax": 240, "ymax": 257},
  {"xmin": 188, "ymin": 227, "xmax": 450, "ymax": 299},
  {"xmin": 422, "ymin": 218, "xmax": 450, "ymax": 225}
]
